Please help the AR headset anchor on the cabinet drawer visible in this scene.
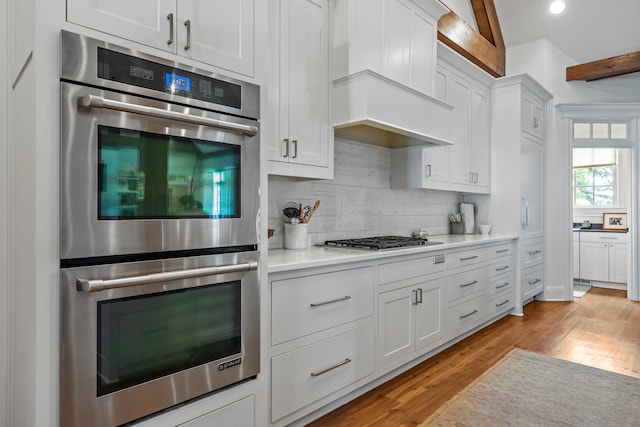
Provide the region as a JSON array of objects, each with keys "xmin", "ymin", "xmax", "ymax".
[
  {"xmin": 446, "ymin": 296, "xmax": 485, "ymax": 335},
  {"xmin": 486, "ymin": 291, "xmax": 514, "ymax": 318},
  {"xmin": 178, "ymin": 396, "xmax": 254, "ymax": 427},
  {"xmin": 378, "ymin": 254, "xmax": 446, "ymax": 286},
  {"xmin": 486, "ymin": 256, "xmax": 515, "ymax": 279},
  {"xmin": 579, "ymin": 231, "xmax": 628, "ymax": 244},
  {"xmin": 271, "ymin": 324, "xmax": 375, "ymax": 422},
  {"xmin": 447, "ymin": 247, "xmax": 485, "ymax": 270},
  {"xmin": 521, "ymin": 239, "xmax": 543, "ymax": 266},
  {"xmin": 271, "ymin": 267, "xmax": 374, "ymax": 345},
  {"xmin": 522, "ymin": 265, "xmax": 544, "ymax": 299},
  {"xmin": 445, "ymin": 266, "xmax": 485, "ymax": 303},
  {"xmin": 486, "ymin": 274, "xmax": 515, "ymax": 298},
  {"xmin": 486, "ymin": 242, "xmax": 515, "ymax": 260}
]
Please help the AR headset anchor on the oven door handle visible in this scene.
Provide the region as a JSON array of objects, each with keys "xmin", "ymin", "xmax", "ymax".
[
  {"xmin": 76, "ymin": 261, "xmax": 258, "ymax": 293},
  {"xmin": 81, "ymin": 94, "xmax": 259, "ymax": 137}
]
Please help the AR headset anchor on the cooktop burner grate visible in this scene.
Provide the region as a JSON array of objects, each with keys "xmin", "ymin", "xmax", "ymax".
[{"xmin": 324, "ymin": 235, "xmax": 434, "ymax": 250}]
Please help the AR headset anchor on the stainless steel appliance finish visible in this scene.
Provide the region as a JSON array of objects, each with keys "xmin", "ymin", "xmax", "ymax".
[
  {"xmin": 60, "ymin": 250, "xmax": 260, "ymax": 427},
  {"xmin": 60, "ymin": 31, "xmax": 260, "ymax": 260},
  {"xmin": 324, "ymin": 236, "xmax": 444, "ymax": 250}
]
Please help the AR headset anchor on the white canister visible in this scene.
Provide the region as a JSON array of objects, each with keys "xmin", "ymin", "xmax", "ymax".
[{"xmin": 284, "ymin": 223, "xmax": 308, "ymax": 249}]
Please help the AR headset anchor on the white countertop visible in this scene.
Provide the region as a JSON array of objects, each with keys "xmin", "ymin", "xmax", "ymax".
[{"xmin": 267, "ymin": 233, "xmax": 518, "ymax": 273}]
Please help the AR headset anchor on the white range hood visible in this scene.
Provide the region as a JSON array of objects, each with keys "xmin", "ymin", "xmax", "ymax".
[{"xmin": 332, "ymin": 70, "xmax": 454, "ymax": 148}]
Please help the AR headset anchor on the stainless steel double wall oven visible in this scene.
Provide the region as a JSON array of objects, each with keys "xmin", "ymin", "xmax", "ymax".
[{"xmin": 59, "ymin": 31, "xmax": 260, "ymax": 427}]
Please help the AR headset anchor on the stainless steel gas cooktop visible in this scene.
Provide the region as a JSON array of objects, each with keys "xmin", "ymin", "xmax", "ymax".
[{"xmin": 324, "ymin": 236, "xmax": 443, "ymax": 251}]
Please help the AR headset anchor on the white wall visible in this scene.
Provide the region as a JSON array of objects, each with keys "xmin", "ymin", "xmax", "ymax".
[{"xmin": 268, "ymin": 138, "xmax": 462, "ymax": 249}]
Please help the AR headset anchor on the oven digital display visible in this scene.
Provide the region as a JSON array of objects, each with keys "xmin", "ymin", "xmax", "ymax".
[{"xmin": 166, "ymin": 72, "xmax": 191, "ymax": 93}]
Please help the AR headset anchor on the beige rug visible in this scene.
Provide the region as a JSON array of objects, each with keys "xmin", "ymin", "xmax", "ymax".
[{"xmin": 421, "ymin": 349, "xmax": 640, "ymax": 426}]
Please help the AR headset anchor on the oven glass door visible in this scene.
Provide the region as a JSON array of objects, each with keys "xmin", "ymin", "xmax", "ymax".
[
  {"xmin": 97, "ymin": 280, "xmax": 241, "ymax": 396},
  {"xmin": 61, "ymin": 82, "xmax": 260, "ymax": 260},
  {"xmin": 99, "ymin": 126, "xmax": 241, "ymax": 220}
]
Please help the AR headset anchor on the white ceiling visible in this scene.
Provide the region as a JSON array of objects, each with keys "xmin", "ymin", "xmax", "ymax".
[{"xmin": 492, "ymin": 0, "xmax": 640, "ymax": 64}]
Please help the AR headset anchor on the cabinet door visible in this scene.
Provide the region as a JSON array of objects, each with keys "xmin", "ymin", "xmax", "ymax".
[
  {"xmin": 520, "ymin": 133, "xmax": 544, "ymax": 239},
  {"xmin": 521, "ymin": 91, "xmax": 545, "ymax": 139},
  {"xmin": 609, "ymin": 243, "xmax": 628, "ymax": 283},
  {"xmin": 287, "ymin": 0, "xmax": 329, "ymax": 167},
  {"xmin": 414, "ymin": 278, "xmax": 444, "ymax": 352},
  {"xmin": 178, "ymin": 0, "xmax": 255, "ymax": 76},
  {"xmin": 469, "ymin": 85, "xmax": 490, "ymax": 189},
  {"xmin": 579, "ymin": 241, "xmax": 609, "ymax": 282},
  {"xmin": 67, "ymin": 0, "xmax": 176, "ymax": 53},
  {"xmin": 448, "ymin": 72, "xmax": 471, "ymax": 185},
  {"xmin": 423, "ymin": 146, "xmax": 450, "ymax": 184},
  {"xmin": 378, "ymin": 286, "xmax": 414, "ymax": 368},
  {"xmin": 382, "ymin": 0, "xmax": 412, "ymax": 88}
]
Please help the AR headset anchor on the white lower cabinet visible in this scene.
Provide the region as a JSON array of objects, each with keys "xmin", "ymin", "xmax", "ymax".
[
  {"xmin": 522, "ymin": 265, "xmax": 544, "ymax": 301},
  {"xmin": 178, "ymin": 395, "xmax": 255, "ymax": 427},
  {"xmin": 378, "ymin": 277, "xmax": 445, "ymax": 369},
  {"xmin": 267, "ymin": 238, "xmax": 518, "ymax": 426},
  {"xmin": 578, "ymin": 232, "xmax": 628, "ymax": 284},
  {"xmin": 270, "ymin": 324, "xmax": 375, "ymax": 422}
]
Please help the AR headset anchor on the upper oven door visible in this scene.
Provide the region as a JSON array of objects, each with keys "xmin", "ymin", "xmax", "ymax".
[{"xmin": 61, "ymin": 82, "xmax": 260, "ymax": 260}]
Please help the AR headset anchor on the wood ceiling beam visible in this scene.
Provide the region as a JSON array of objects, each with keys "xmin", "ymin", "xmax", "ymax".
[
  {"xmin": 470, "ymin": 0, "xmax": 504, "ymax": 50},
  {"xmin": 437, "ymin": 11, "xmax": 505, "ymax": 78},
  {"xmin": 566, "ymin": 52, "xmax": 640, "ymax": 81}
]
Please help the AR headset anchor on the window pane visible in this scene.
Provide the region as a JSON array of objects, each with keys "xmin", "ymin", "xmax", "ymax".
[
  {"xmin": 574, "ymin": 168, "xmax": 593, "ymax": 186},
  {"xmin": 574, "ymin": 123, "xmax": 591, "ymax": 139},
  {"xmin": 592, "ymin": 123, "xmax": 609, "ymax": 138},
  {"xmin": 594, "ymin": 186, "xmax": 614, "ymax": 206},
  {"xmin": 593, "ymin": 166, "xmax": 614, "ymax": 185},
  {"xmin": 575, "ymin": 187, "xmax": 593, "ymax": 206},
  {"xmin": 611, "ymin": 123, "xmax": 627, "ymax": 139}
]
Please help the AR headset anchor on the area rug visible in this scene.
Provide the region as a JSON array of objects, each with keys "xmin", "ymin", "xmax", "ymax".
[
  {"xmin": 573, "ymin": 283, "xmax": 592, "ymax": 298},
  {"xmin": 420, "ymin": 349, "xmax": 640, "ymax": 426}
]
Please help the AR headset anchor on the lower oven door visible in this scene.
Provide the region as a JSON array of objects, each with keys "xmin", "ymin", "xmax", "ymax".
[
  {"xmin": 60, "ymin": 251, "xmax": 259, "ymax": 427},
  {"xmin": 60, "ymin": 81, "xmax": 260, "ymax": 260}
]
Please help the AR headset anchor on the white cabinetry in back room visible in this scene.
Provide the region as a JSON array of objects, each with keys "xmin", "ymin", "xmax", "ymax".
[
  {"xmin": 267, "ymin": 0, "xmax": 333, "ymax": 179},
  {"xmin": 579, "ymin": 232, "xmax": 628, "ymax": 285},
  {"xmin": 66, "ymin": 0, "xmax": 255, "ymax": 77}
]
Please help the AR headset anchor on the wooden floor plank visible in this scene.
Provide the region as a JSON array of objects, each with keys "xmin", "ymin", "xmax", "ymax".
[{"xmin": 307, "ymin": 288, "xmax": 640, "ymax": 427}]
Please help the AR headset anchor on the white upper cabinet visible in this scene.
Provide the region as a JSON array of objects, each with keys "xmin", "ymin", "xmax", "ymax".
[
  {"xmin": 332, "ymin": 0, "xmax": 447, "ymax": 95},
  {"xmin": 267, "ymin": 0, "xmax": 333, "ymax": 179},
  {"xmin": 521, "ymin": 90, "xmax": 545, "ymax": 139},
  {"xmin": 67, "ymin": 0, "xmax": 255, "ymax": 77}
]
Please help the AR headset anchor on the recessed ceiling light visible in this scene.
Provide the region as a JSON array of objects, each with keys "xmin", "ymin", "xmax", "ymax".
[{"xmin": 549, "ymin": 0, "xmax": 566, "ymax": 14}]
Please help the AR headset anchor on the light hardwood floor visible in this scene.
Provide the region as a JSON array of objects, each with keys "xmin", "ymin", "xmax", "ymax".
[{"xmin": 308, "ymin": 287, "xmax": 640, "ymax": 427}]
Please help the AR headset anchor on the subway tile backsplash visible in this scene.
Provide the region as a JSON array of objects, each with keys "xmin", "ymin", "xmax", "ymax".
[{"xmin": 267, "ymin": 139, "xmax": 462, "ymax": 249}]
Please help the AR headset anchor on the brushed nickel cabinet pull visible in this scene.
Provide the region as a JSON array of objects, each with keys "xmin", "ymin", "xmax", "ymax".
[
  {"xmin": 460, "ymin": 309, "xmax": 478, "ymax": 320},
  {"xmin": 496, "ymin": 299, "xmax": 510, "ymax": 307},
  {"xmin": 460, "ymin": 280, "xmax": 478, "ymax": 288},
  {"xmin": 496, "ymin": 249, "xmax": 510, "ymax": 253},
  {"xmin": 310, "ymin": 358, "xmax": 352, "ymax": 377},
  {"xmin": 167, "ymin": 14, "xmax": 174, "ymax": 45},
  {"xmin": 310, "ymin": 295, "xmax": 351, "ymax": 307},
  {"xmin": 495, "ymin": 266, "xmax": 510, "ymax": 271},
  {"xmin": 496, "ymin": 282, "xmax": 510, "ymax": 289},
  {"xmin": 283, "ymin": 138, "xmax": 289, "ymax": 157},
  {"xmin": 184, "ymin": 20, "xmax": 191, "ymax": 51},
  {"xmin": 528, "ymin": 278, "xmax": 542, "ymax": 285},
  {"xmin": 460, "ymin": 255, "xmax": 478, "ymax": 261}
]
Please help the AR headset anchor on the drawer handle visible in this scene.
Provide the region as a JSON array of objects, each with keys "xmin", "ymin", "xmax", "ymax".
[
  {"xmin": 310, "ymin": 358, "xmax": 352, "ymax": 377},
  {"xmin": 495, "ymin": 266, "xmax": 510, "ymax": 271},
  {"xmin": 413, "ymin": 288, "xmax": 423, "ymax": 305},
  {"xmin": 460, "ymin": 255, "xmax": 479, "ymax": 261},
  {"xmin": 528, "ymin": 278, "xmax": 542, "ymax": 285},
  {"xmin": 495, "ymin": 249, "xmax": 510, "ymax": 253},
  {"xmin": 528, "ymin": 250, "xmax": 542, "ymax": 255},
  {"xmin": 310, "ymin": 295, "xmax": 351, "ymax": 308},
  {"xmin": 460, "ymin": 309, "xmax": 479, "ymax": 320},
  {"xmin": 460, "ymin": 280, "xmax": 478, "ymax": 288},
  {"xmin": 496, "ymin": 282, "xmax": 510, "ymax": 289},
  {"xmin": 496, "ymin": 299, "xmax": 510, "ymax": 307}
]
